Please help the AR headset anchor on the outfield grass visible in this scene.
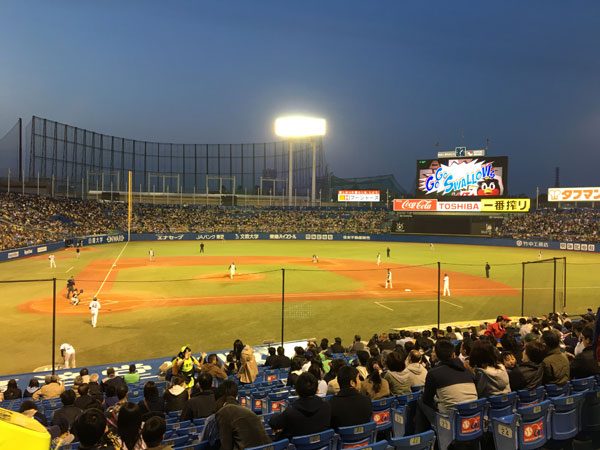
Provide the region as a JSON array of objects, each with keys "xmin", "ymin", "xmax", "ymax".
[{"xmin": 0, "ymin": 240, "xmax": 599, "ymax": 376}]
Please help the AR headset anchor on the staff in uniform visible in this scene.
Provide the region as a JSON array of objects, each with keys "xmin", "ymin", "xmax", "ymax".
[{"xmin": 173, "ymin": 346, "xmax": 205, "ymax": 389}]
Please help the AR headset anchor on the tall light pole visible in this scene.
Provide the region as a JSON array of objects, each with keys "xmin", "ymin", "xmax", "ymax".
[{"xmin": 275, "ymin": 116, "xmax": 326, "ymax": 206}]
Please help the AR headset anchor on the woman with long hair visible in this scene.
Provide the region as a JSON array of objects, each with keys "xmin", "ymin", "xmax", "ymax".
[
  {"xmin": 468, "ymin": 340, "xmax": 511, "ymax": 397},
  {"xmin": 114, "ymin": 402, "xmax": 144, "ymax": 450},
  {"xmin": 360, "ymin": 357, "xmax": 390, "ymax": 399}
]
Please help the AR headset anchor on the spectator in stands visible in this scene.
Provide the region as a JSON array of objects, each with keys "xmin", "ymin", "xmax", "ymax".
[
  {"xmin": 181, "ymin": 372, "xmax": 216, "ymax": 420},
  {"xmin": 500, "ymin": 333, "xmax": 522, "ymax": 363},
  {"xmin": 2, "ymin": 379, "xmax": 22, "ymax": 400},
  {"xmin": 102, "ymin": 367, "xmax": 127, "ymax": 393},
  {"xmin": 163, "ymin": 375, "xmax": 189, "ymax": 413},
  {"xmin": 360, "ymin": 357, "xmax": 390, "ymax": 399},
  {"xmin": 73, "ymin": 375, "xmax": 85, "ymax": 395},
  {"xmin": 286, "ymin": 358, "xmax": 304, "ymax": 388},
  {"xmin": 307, "ymin": 361, "xmax": 328, "ymax": 397},
  {"xmin": 519, "ymin": 318, "xmax": 533, "ymax": 338},
  {"xmin": 142, "ymin": 416, "xmax": 170, "ymax": 450},
  {"xmin": 417, "ymin": 339, "xmax": 477, "ymax": 431},
  {"xmin": 201, "ymin": 353, "xmax": 228, "ymax": 380},
  {"xmin": 23, "ymin": 378, "xmax": 40, "ymax": 398},
  {"xmin": 87, "ymin": 373, "xmax": 104, "ymax": 404},
  {"xmin": 79, "ymin": 367, "xmax": 91, "ymax": 384},
  {"xmin": 123, "ymin": 364, "xmax": 140, "ymax": 384},
  {"xmin": 51, "ymin": 416, "xmax": 76, "ymax": 448},
  {"xmin": 270, "ymin": 346, "xmax": 291, "ymax": 369},
  {"xmin": 74, "ymin": 409, "xmax": 108, "ymax": 450},
  {"xmin": 355, "ymin": 350, "xmax": 370, "ymax": 380},
  {"xmin": 397, "ymin": 349, "xmax": 428, "ymax": 391},
  {"xmin": 501, "ymin": 351, "xmax": 517, "ymax": 370},
  {"xmin": 104, "ymin": 384, "xmax": 119, "ymax": 409},
  {"xmin": 215, "ymin": 380, "xmax": 271, "ymax": 450},
  {"xmin": 74, "ymin": 384, "xmax": 102, "ymax": 411},
  {"xmin": 115, "ymin": 402, "xmax": 144, "ymax": 450},
  {"xmin": 330, "ymin": 365, "xmax": 372, "ymax": 428},
  {"xmin": 33, "ymin": 374, "xmax": 65, "ymax": 400},
  {"xmin": 570, "ymin": 326, "xmax": 600, "ymax": 379},
  {"xmin": 383, "ymin": 350, "xmax": 408, "ymax": 395},
  {"xmin": 52, "ymin": 390, "xmax": 83, "ymax": 431},
  {"xmin": 264, "ymin": 347, "xmax": 277, "ymax": 367},
  {"xmin": 348, "ymin": 335, "xmax": 366, "ymax": 353},
  {"xmin": 137, "ymin": 381, "xmax": 164, "ymax": 421},
  {"xmin": 509, "ymin": 340, "xmax": 545, "ymax": 391},
  {"xmin": 269, "ymin": 372, "xmax": 331, "ymax": 440},
  {"xmin": 485, "ymin": 315, "xmax": 510, "ymax": 340},
  {"xmin": 541, "ymin": 330, "xmax": 570, "ymax": 385},
  {"xmin": 458, "ymin": 338, "xmax": 474, "ymax": 365},
  {"xmin": 238, "ymin": 345, "xmax": 259, "ymax": 384},
  {"xmin": 468, "ymin": 340, "xmax": 511, "ymax": 397},
  {"xmin": 445, "ymin": 326, "xmax": 457, "ymax": 340},
  {"xmin": 173, "ymin": 346, "xmax": 204, "ymax": 389},
  {"xmin": 19, "ymin": 400, "xmax": 47, "ymax": 426},
  {"xmin": 330, "ymin": 337, "xmax": 345, "ymax": 354},
  {"xmin": 106, "ymin": 385, "xmax": 130, "ymax": 427},
  {"xmin": 378, "ymin": 333, "xmax": 396, "ymax": 351},
  {"xmin": 326, "ymin": 359, "xmax": 347, "ymax": 395}
]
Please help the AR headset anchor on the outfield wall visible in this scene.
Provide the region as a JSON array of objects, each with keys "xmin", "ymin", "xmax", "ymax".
[{"xmin": 1, "ymin": 232, "xmax": 597, "ymax": 262}]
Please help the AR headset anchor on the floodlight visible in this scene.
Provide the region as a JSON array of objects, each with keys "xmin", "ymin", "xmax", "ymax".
[{"xmin": 274, "ymin": 116, "xmax": 327, "ymax": 138}]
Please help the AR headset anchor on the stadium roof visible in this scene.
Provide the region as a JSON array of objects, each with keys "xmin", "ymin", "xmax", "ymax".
[{"xmin": 329, "ymin": 174, "xmax": 408, "ymax": 196}]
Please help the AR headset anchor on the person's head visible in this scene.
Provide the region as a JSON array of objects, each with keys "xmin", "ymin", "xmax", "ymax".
[
  {"xmin": 501, "ymin": 351, "xmax": 517, "ymax": 369},
  {"xmin": 89, "ymin": 373, "xmax": 99, "ymax": 383},
  {"xmin": 290, "ymin": 358, "xmax": 303, "ymax": 372},
  {"xmin": 581, "ymin": 326, "xmax": 594, "ymax": 347},
  {"xmin": 19, "ymin": 400, "xmax": 38, "ymax": 413},
  {"xmin": 28, "ymin": 378, "xmax": 39, "ymax": 389},
  {"xmin": 74, "ymin": 409, "xmax": 107, "ymax": 447},
  {"xmin": 356, "ymin": 350, "xmax": 370, "ymax": 366},
  {"xmin": 337, "ymin": 365, "xmax": 360, "ymax": 390},
  {"xmin": 106, "ymin": 367, "xmax": 115, "ymax": 378},
  {"xmin": 407, "ymin": 350, "xmax": 424, "ymax": 365},
  {"xmin": 198, "ymin": 372, "xmax": 213, "ymax": 391},
  {"xmin": 128, "ymin": 364, "xmax": 136, "ymax": 374},
  {"xmin": 319, "ymin": 338, "xmax": 329, "ymax": 351},
  {"xmin": 179, "ymin": 346, "xmax": 192, "ymax": 359},
  {"xmin": 117, "ymin": 402, "xmax": 143, "ymax": 450},
  {"xmin": 73, "ymin": 375, "xmax": 84, "ymax": 388},
  {"xmin": 171, "ymin": 376, "xmax": 185, "ymax": 388},
  {"xmin": 215, "ymin": 380, "xmax": 238, "ymax": 401},
  {"xmin": 469, "ymin": 340, "xmax": 500, "ymax": 369},
  {"xmin": 6, "ymin": 379, "xmax": 18, "ymax": 391},
  {"xmin": 294, "ymin": 346, "xmax": 305, "ymax": 357},
  {"xmin": 116, "ymin": 384, "xmax": 129, "ymax": 401},
  {"xmin": 295, "ymin": 372, "xmax": 318, "ymax": 398},
  {"xmin": 523, "ymin": 340, "xmax": 546, "ymax": 364},
  {"xmin": 104, "ymin": 384, "xmax": 116, "ymax": 398},
  {"xmin": 385, "ymin": 351, "xmax": 406, "ymax": 372},
  {"xmin": 60, "ymin": 389, "xmax": 76, "ymax": 406},
  {"xmin": 143, "ymin": 381, "xmax": 159, "ymax": 401},
  {"xmin": 307, "ymin": 362, "xmax": 323, "ymax": 381},
  {"xmin": 519, "ymin": 318, "xmax": 527, "ymax": 326},
  {"xmin": 233, "ymin": 339, "xmax": 244, "ymax": 356},
  {"xmin": 334, "ymin": 337, "xmax": 342, "ymax": 345},
  {"xmin": 460, "ymin": 338, "xmax": 474, "ymax": 357},
  {"xmin": 276, "ymin": 346, "xmax": 285, "ymax": 356},
  {"xmin": 446, "ymin": 326, "xmax": 453, "ymax": 333},
  {"xmin": 268, "ymin": 347, "xmax": 276, "ymax": 356},
  {"xmin": 541, "ymin": 330, "xmax": 560, "ymax": 350},
  {"xmin": 80, "ymin": 368, "xmax": 89, "ymax": 377},
  {"xmin": 434, "ymin": 339, "xmax": 456, "ymax": 363},
  {"xmin": 354, "ymin": 334, "xmax": 361, "ymax": 343},
  {"xmin": 329, "ymin": 358, "xmax": 346, "ymax": 376},
  {"xmin": 142, "ymin": 416, "xmax": 167, "ymax": 448},
  {"xmin": 78, "ymin": 383, "xmax": 90, "ymax": 397}
]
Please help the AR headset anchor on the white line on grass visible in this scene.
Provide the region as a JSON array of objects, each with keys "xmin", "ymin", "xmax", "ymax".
[
  {"xmin": 65, "ymin": 267, "xmax": 73, "ymax": 273},
  {"xmin": 376, "ymin": 298, "xmax": 464, "ymax": 309},
  {"xmin": 94, "ymin": 241, "xmax": 129, "ymax": 298},
  {"xmin": 441, "ymin": 299, "xmax": 463, "ymax": 309},
  {"xmin": 374, "ymin": 302, "xmax": 394, "ymax": 311}
]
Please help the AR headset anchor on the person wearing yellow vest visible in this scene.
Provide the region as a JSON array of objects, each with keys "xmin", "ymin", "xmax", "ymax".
[{"xmin": 173, "ymin": 346, "xmax": 205, "ymax": 389}]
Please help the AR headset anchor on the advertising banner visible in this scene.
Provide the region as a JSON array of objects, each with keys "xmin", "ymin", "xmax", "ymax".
[
  {"xmin": 338, "ymin": 190, "xmax": 380, "ymax": 202},
  {"xmin": 548, "ymin": 187, "xmax": 600, "ymax": 202},
  {"xmin": 480, "ymin": 198, "xmax": 530, "ymax": 213}
]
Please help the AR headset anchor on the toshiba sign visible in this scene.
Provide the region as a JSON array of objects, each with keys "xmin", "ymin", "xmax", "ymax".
[
  {"xmin": 393, "ymin": 199, "xmax": 437, "ymax": 211},
  {"xmin": 436, "ymin": 201, "xmax": 481, "ymax": 211}
]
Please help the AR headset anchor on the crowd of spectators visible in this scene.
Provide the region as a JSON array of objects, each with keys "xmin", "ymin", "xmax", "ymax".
[
  {"xmin": 0, "ymin": 193, "xmax": 392, "ymax": 250},
  {"xmin": 494, "ymin": 208, "xmax": 600, "ymax": 242}
]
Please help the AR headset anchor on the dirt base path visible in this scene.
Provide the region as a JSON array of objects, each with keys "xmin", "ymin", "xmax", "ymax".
[{"xmin": 21, "ymin": 256, "xmax": 518, "ymax": 314}]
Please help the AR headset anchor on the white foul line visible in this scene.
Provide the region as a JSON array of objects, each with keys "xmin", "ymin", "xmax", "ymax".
[
  {"xmin": 94, "ymin": 242, "xmax": 129, "ymax": 297},
  {"xmin": 65, "ymin": 267, "xmax": 73, "ymax": 273},
  {"xmin": 374, "ymin": 301, "xmax": 394, "ymax": 311},
  {"xmin": 441, "ymin": 299, "xmax": 463, "ymax": 309}
]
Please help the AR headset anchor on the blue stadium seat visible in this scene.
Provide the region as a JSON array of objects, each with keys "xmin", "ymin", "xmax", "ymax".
[
  {"xmin": 491, "ymin": 399, "xmax": 552, "ymax": 450},
  {"xmin": 245, "ymin": 438, "xmax": 290, "ymax": 450},
  {"xmin": 517, "ymin": 386, "xmax": 546, "ymax": 406},
  {"xmin": 371, "ymin": 397, "xmax": 395, "ymax": 433},
  {"xmin": 335, "ymin": 421, "xmax": 376, "ymax": 449},
  {"xmin": 251, "ymin": 391, "xmax": 269, "ymax": 414},
  {"xmin": 487, "ymin": 391, "xmax": 518, "ymax": 423},
  {"xmin": 545, "ymin": 383, "xmax": 570, "ymax": 397},
  {"xmin": 549, "ymin": 392, "xmax": 585, "ymax": 441},
  {"xmin": 343, "ymin": 441, "xmax": 389, "ymax": 450},
  {"xmin": 435, "ymin": 398, "xmax": 487, "ymax": 450},
  {"xmin": 388, "ymin": 430, "xmax": 436, "ymax": 450},
  {"xmin": 392, "ymin": 392, "xmax": 420, "ymax": 437},
  {"xmin": 163, "ymin": 434, "xmax": 191, "ymax": 447},
  {"xmin": 570, "ymin": 376, "xmax": 596, "ymax": 393},
  {"xmin": 290, "ymin": 429, "xmax": 336, "ymax": 450},
  {"xmin": 262, "ymin": 391, "xmax": 289, "ymax": 414},
  {"xmin": 580, "ymin": 382, "xmax": 600, "ymax": 433}
]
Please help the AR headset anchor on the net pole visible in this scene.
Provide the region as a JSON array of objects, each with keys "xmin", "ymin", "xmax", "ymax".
[
  {"xmin": 563, "ymin": 257, "xmax": 567, "ymax": 309},
  {"xmin": 437, "ymin": 262, "xmax": 441, "ymax": 329},
  {"xmin": 521, "ymin": 262, "xmax": 525, "ymax": 316},
  {"xmin": 52, "ymin": 278, "xmax": 56, "ymax": 375},
  {"xmin": 281, "ymin": 268, "xmax": 285, "ymax": 347},
  {"xmin": 128, "ymin": 171, "xmax": 132, "ymax": 242},
  {"xmin": 552, "ymin": 257, "xmax": 557, "ymax": 314}
]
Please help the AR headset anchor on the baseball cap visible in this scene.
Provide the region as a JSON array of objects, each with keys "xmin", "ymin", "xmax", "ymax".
[{"xmin": 501, "ymin": 315, "xmax": 511, "ymax": 321}]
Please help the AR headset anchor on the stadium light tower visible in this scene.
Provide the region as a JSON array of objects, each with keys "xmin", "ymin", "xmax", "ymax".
[{"xmin": 274, "ymin": 116, "xmax": 327, "ymax": 205}]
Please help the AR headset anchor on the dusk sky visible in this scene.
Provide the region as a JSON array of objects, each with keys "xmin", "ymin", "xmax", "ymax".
[{"xmin": 1, "ymin": 1, "xmax": 599, "ymax": 195}]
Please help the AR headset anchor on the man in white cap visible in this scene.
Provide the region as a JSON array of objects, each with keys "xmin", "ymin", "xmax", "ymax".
[
  {"xmin": 60, "ymin": 343, "xmax": 76, "ymax": 368},
  {"xmin": 89, "ymin": 297, "xmax": 101, "ymax": 328}
]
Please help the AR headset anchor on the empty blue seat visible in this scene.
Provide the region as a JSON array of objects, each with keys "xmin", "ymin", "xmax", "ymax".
[
  {"xmin": 246, "ymin": 438, "xmax": 290, "ymax": 450},
  {"xmin": 517, "ymin": 386, "xmax": 545, "ymax": 406},
  {"xmin": 263, "ymin": 391, "xmax": 289, "ymax": 414},
  {"xmin": 491, "ymin": 399, "xmax": 551, "ymax": 450},
  {"xmin": 290, "ymin": 429, "xmax": 336, "ymax": 450},
  {"xmin": 388, "ymin": 429, "xmax": 436, "ymax": 450},
  {"xmin": 371, "ymin": 397, "xmax": 395, "ymax": 433},
  {"xmin": 435, "ymin": 398, "xmax": 487, "ymax": 450},
  {"xmin": 549, "ymin": 392, "xmax": 585, "ymax": 441},
  {"xmin": 344, "ymin": 441, "xmax": 389, "ymax": 450},
  {"xmin": 163, "ymin": 434, "xmax": 190, "ymax": 447},
  {"xmin": 487, "ymin": 391, "xmax": 517, "ymax": 422},
  {"xmin": 545, "ymin": 383, "xmax": 570, "ymax": 397},
  {"xmin": 335, "ymin": 421, "xmax": 376, "ymax": 449},
  {"xmin": 392, "ymin": 392, "xmax": 420, "ymax": 437},
  {"xmin": 570, "ymin": 376, "xmax": 596, "ymax": 393}
]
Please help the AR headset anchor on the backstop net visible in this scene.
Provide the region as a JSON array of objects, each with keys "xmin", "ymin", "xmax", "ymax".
[{"xmin": 522, "ymin": 257, "xmax": 566, "ymax": 317}]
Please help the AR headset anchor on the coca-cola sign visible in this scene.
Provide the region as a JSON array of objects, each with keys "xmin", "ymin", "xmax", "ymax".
[{"xmin": 393, "ymin": 199, "xmax": 437, "ymax": 211}]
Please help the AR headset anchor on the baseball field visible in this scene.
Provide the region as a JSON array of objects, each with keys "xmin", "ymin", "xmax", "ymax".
[{"xmin": 1, "ymin": 240, "xmax": 599, "ymax": 376}]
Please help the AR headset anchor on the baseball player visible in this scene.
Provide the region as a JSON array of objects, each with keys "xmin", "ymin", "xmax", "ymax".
[
  {"xmin": 60, "ymin": 343, "xmax": 76, "ymax": 369},
  {"xmin": 76, "ymin": 247, "xmax": 81, "ymax": 259},
  {"xmin": 89, "ymin": 296, "xmax": 101, "ymax": 328},
  {"xmin": 376, "ymin": 253, "xmax": 381, "ymax": 266},
  {"xmin": 228, "ymin": 262, "xmax": 236, "ymax": 280},
  {"xmin": 386, "ymin": 247, "xmax": 391, "ymax": 258},
  {"xmin": 200, "ymin": 242, "xmax": 205, "ymax": 254},
  {"xmin": 485, "ymin": 262, "xmax": 491, "ymax": 279},
  {"xmin": 385, "ymin": 269, "xmax": 393, "ymax": 289},
  {"xmin": 49, "ymin": 254, "xmax": 57, "ymax": 268},
  {"xmin": 312, "ymin": 254, "xmax": 319, "ymax": 263},
  {"xmin": 148, "ymin": 249, "xmax": 155, "ymax": 262},
  {"xmin": 429, "ymin": 243, "xmax": 434, "ymax": 252},
  {"xmin": 443, "ymin": 273, "xmax": 451, "ymax": 297},
  {"xmin": 538, "ymin": 250, "xmax": 542, "ymax": 260},
  {"xmin": 71, "ymin": 290, "xmax": 80, "ymax": 306}
]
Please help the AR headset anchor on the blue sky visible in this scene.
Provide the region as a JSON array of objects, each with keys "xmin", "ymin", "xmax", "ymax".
[{"xmin": 1, "ymin": 1, "xmax": 599, "ymax": 195}]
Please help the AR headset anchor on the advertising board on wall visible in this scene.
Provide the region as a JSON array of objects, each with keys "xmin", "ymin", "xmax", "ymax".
[
  {"xmin": 548, "ymin": 187, "xmax": 600, "ymax": 202},
  {"xmin": 337, "ymin": 190, "xmax": 380, "ymax": 202},
  {"xmin": 393, "ymin": 198, "xmax": 529, "ymax": 213},
  {"xmin": 416, "ymin": 157, "xmax": 508, "ymax": 198}
]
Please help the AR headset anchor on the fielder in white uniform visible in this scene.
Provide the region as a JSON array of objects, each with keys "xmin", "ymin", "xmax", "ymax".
[
  {"xmin": 49, "ymin": 254, "xmax": 57, "ymax": 268},
  {"xmin": 60, "ymin": 343, "xmax": 76, "ymax": 368},
  {"xmin": 385, "ymin": 269, "xmax": 393, "ymax": 289},
  {"xmin": 376, "ymin": 253, "xmax": 381, "ymax": 266},
  {"xmin": 89, "ymin": 297, "xmax": 101, "ymax": 327},
  {"xmin": 443, "ymin": 273, "xmax": 451, "ymax": 297},
  {"xmin": 228, "ymin": 262, "xmax": 236, "ymax": 280},
  {"xmin": 149, "ymin": 249, "xmax": 155, "ymax": 261}
]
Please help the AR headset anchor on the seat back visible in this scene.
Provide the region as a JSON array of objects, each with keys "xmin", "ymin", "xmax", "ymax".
[
  {"xmin": 435, "ymin": 399, "xmax": 486, "ymax": 450},
  {"xmin": 550, "ymin": 393, "xmax": 584, "ymax": 440},
  {"xmin": 245, "ymin": 438, "xmax": 290, "ymax": 450},
  {"xmin": 544, "ymin": 383, "xmax": 569, "ymax": 397},
  {"xmin": 516, "ymin": 400, "xmax": 551, "ymax": 449},
  {"xmin": 488, "ymin": 392, "xmax": 518, "ymax": 421},
  {"xmin": 335, "ymin": 421, "xmax": 376, "ymax": 449},
  {"xmin": 342, "ymin": 441, "xmax": 388, "ymax": 450},
  {"xmin": 388, "ymin": 430, "xmax": 436, "ymax": 450},
  {"xmin": 570, "ymin": 376, "xmax": 596, "ymax": 393},
  {"xmin": 290, "ymin": 429, "xmax": 336, "ymax": 450},
  {"xmin": 581, "ymin": 385, "xmax": 600, "ymax": 432},
  {"xmin": 263, "ymin": 391, "xmax": 289, "ymax": 414},
  {"xmin": 517, "ymin": 386, "xmax": 545, "ymax": 407}
]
